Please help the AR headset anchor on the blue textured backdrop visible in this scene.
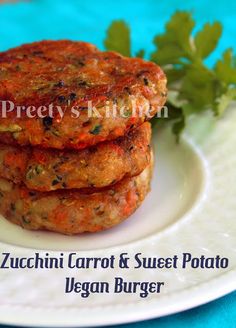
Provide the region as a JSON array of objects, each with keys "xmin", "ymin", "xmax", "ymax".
[
  {"xmin": 0, "ymin": 0, "xmax": 236, "ymax": 64},
  {"xmin": 0, "ymin": 0, "xmax": 235, "ymax": 327}
]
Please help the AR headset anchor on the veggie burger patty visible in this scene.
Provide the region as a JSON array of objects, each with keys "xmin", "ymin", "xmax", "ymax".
[
  {"xmin": 0, "ymin": 40, "xmax": 167, "ymax": 149},
  {"xmin": 0, "ymin": 122, "xmax": 151, "ymax": 191},
  {"xmin": 0, "ymin": 151, "xmax": 153, "ymax": 234}
]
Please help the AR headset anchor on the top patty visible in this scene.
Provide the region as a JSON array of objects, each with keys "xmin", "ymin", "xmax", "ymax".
[{"xmin": 0, "ymin": 40, "xmax": 167, "ymax": 149}]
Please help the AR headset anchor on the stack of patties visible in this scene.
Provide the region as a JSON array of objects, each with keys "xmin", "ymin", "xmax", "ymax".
[{"xmin": 0, "ymin": 41, "xmax": 167, "ymax": 234}]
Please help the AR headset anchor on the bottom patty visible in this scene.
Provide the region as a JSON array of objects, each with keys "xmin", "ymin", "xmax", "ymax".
[{"xmin": 0, "ymin": 152, "xmax": 153, "ymax": 234}]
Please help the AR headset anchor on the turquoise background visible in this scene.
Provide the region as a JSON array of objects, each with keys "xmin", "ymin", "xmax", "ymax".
[
  {"xmin": 0, "ymin": 0, "xmax": 235, "ymax": 327},
  {"xmin": 0, "ymin": 0, "xmax": 236, "ymax": 64}
]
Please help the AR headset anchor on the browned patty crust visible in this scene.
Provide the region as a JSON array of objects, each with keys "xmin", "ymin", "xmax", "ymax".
[
  {"xmin": 0, "ymin": 155, "xmax": 153, "ymax": 234},
  {"xmin": 0, "ymin": 40, "xmax": 167, "ymax": 149},
  {"xmin": 0, "ymin": 122, "xmax": 151, "ymax": 191}
]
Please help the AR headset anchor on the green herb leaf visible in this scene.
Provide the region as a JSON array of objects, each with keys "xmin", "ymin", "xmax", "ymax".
[
  {"xmin": 104, "ymin": 11, "xmax": 236, "ymax": 141},
  {"xmin": 179, "ymin": 62, "xmax": 218, "ymax": 113},
  {"xmin": 136, "ymin": 49, "xmax": 145, "ymax": 58},
  {"xmin": 215, "ymin": 49, "xmax": 236, "ymax": 84},
  {"xmin": 104, "ymin": 20, "xmax": 131, "ymax": 56},
  {"xmin": 172, "ymin": 112, "xmax": 185, "ymax": 142},
  {"xmin": 216, "ymin": 88, "xmax": 236, "ymax": 115},
  {"xmin": 195, "ymin": 22, "xmax": 222, "ymax": 59},
  {"xmin": 151, "ymin": 11, "xmax": 195, "ymax": 65}
]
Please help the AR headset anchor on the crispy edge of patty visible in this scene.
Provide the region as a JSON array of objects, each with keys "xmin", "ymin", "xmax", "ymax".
[
  {"xmin": 0, "ymin": 40, "xmax": 167, "ymax": 149},
  {"xmin": 0, "ymin": 150, "xmax": 153, "ymax": 234},
  {"xmin": 0, "ymin": 122, "xmax": 151, "ymax": 191}
]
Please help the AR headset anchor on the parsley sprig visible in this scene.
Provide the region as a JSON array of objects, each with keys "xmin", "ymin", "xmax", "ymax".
[{"xmin": 104, "ymin": 12, "xmax": 236, "ymax": 140}]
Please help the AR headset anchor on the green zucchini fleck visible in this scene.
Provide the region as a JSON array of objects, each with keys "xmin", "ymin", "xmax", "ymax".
[
  {"xmin": 90, "ymin": 124, "xmax": 102, "ymax": 135},
  {"xmin": 10, "ymin": 203, "xmax": 16, "ymax": 212},
  {"xmin": 0, "ymin": 124, "xmax": 22, "ymax": 133},
  {"xmin": 22, "ymin": 215, "xmax": 31, "ymax": 224},
  {"xmin": 26, "ymin": 165, "xmax": 44, "ymax": 180}
]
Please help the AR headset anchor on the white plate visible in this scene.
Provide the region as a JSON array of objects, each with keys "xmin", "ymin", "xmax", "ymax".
[{"xmin": 0, "ymin": 105, "xmax": 235, "ymax": 327}]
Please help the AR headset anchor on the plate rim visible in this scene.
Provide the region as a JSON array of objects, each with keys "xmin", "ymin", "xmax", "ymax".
[
  {"xmin": 0, "ymin": 108, "xmax": 236, "ymax": 326},
  {"xmin": 0, "ymin": 268, "xmax": 235, "ymax": 327}
]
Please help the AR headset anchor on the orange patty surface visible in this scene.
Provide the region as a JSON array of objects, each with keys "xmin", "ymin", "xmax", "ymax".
[
  {"xmin": 0, "ymin": 154, "xmax": 153, "ymax": 234},
  {"xmin": 0, "ymin": 122, "xmax": 151, "ymax": 191},
  {"xmin": 0, "ymin": 40, "xmax": 167, "ymax": 149}
]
